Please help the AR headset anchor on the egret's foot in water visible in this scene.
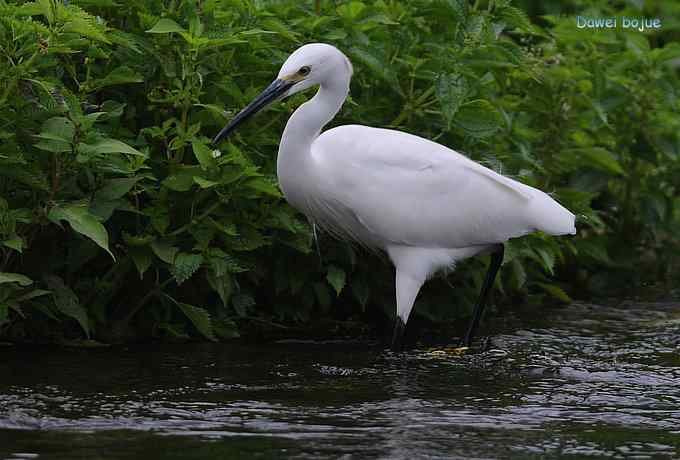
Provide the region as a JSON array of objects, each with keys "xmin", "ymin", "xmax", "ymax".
[
  {"xmin": 425, "ymin": 346, "xmax": 469, "ymax": 358},
  {"xmin": 446, "ymin": 346, "xmax": 469, "ymax": 355},
  {"xmin": 481, "ymin": 336, "xmax": 493, "ymax": 352},
  {"xmin": 455, "ymin": 335, "xmax": 490, "ymax": 352},
  {"xmin": 390, "ymin": 318, "xmax": 406, "ymax": 351}
]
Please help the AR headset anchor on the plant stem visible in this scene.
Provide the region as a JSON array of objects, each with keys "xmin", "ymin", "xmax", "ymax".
[
  {"xmin": 168, "ymin": 200, "xmax": 222, "ymax": 236},
  {"xmin": 48, "ymin": 153, "xmax": 60, "ymax": 202},
  {"xmin": 122, "ymin": 277, "xmax": 175, "ymax": 324}
]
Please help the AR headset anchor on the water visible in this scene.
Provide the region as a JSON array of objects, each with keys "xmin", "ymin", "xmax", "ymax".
[{"xmin": 1, "ymin": 302, "xmax": 679, "ymax": 459}]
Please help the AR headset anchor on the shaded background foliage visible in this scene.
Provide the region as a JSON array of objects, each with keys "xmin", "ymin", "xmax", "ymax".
[{"xmin": 0, "ymin": 0, "xmax": 679, "ymax": 343}]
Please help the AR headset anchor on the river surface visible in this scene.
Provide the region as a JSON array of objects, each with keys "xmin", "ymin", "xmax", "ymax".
[{"xmin": 0, "ymin": 302, "xmax": 679, "ymax": 459}]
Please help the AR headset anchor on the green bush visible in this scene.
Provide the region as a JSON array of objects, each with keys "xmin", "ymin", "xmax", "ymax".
[{"xmin": 0, "ymin": 0, "xmax": 678, "ymax": 343}]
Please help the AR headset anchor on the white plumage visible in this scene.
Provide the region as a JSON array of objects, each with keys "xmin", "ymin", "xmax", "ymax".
[{"xmin": 213, "ymin": 43, "xmax": 576, "ymax": 349}]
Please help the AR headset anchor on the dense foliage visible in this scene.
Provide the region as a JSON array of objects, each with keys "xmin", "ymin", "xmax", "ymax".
[{"xmin": 1, "ymin": 0, "xmax": 679, "ymax": 343}]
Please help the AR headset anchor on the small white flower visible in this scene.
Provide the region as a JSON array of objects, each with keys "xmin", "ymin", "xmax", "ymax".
[{"xmin": 211, "ymin": 149, "xmax": 222, "ymax": 159}]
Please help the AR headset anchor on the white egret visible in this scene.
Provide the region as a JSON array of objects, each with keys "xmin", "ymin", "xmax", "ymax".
[{"xmin": 212, "ymin": 43, "xmax": 576, "ymax": 350}]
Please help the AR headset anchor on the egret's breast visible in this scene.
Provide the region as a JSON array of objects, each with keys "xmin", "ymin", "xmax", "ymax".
[
  {"xmin": 277, "ymin": 172, "xmax": 310, "ymax": 214},
  {"xmin": 281, "ymin": 173, "xmax": 377, "ymax": 248}
]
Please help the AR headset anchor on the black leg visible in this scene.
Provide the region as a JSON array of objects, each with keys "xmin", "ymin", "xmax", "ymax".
[
  {"xmin": 461, "ymin": 244, "xmax": 504, "ymax": 347},
  {"xmin": 391, "ymin": 317, "xmax": 406, "ymax": 351}
]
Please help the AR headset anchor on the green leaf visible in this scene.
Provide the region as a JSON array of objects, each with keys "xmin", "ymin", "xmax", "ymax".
[
  {"xmin": 532, "ymin": 247, "xmax": 555, "ymax": 275},
  {"xmin": 245, "ymin": 177, "xmax": 281, "ymax": 197},
  {"xmin": 38, "ymin": 0, "xmax": 56, "ymax": 24},
  {"xmin": 270, "ymin": 208, "xmax": 298, "ymax": 233},
  {"xmin": 26, "ymin": 300, "xmax": 59, "ymax": 321},
  {"xmin": 537, "ymin": 283, "xmax": 571, "ymax": 303},
  {"xmin": 15, "ymin": 289, "xmax": 51, "ymax": 302},
  {"xmin": 163, "ymin": 176, "xmax": 194, "ymax": 191},
  {"xmin": 62, "ymin": 14, "xmax": 110, "ymax": 43},
  {"xmin": 192, "ymin": 140, "xmax": 216, "ymax": 170},
  {"xmin": 207, "ymin": 250, "xmax": 246, "ymax": 275},
  {"xmin": 87, "ymin": 66, "xmax": 143, "ymax": 91},
  {"xmin": 207, "ymin": 271, "xmax": 232, "ymax": 308},
  {"xmin": 44, "ymin": 275, "xmax": 90, "ymax": 338},
  {"xmin": 436, "ymin": 74, "xmax": 469, "ymax": 128},
  {"xmin": 79, "ymin": 138, "xmax": 146, "ymax": 157},
  {"xmin": 510, "ymin": 259, "xmax": 526, "ymax": 290},
  {"xmin": 151, "ymin": 240, "xmax": 179, "ymax": 264},
  {"xmin": 146, "ymin": 18, "xmax": 187, "ymax": 34},
  {"xmin": 194, "ymin": 103, "xmax": 228, "ymax": 121},
  {"xmin": 88, "ymin": 198, "xmax": 121, "ymax": 222},
  {"xmin": 207, "ymin": 218, "xmax": 237, "ymax": 237},
  {"xmin": 220, "ymin": 166, "xmax": 245, "ymax": 185},
  {"xmin": 96, "ymin": 177, "xmax": 140, "ymax": 200},
  {"xmin": 349, "ymin": 47, "xmax": 401, "ymax": 93},
  {"xmin": 168, "ymin": 297, "xmax": 216, "ymax": 341},
  {"xmin": 35, "ymin": 140, "xmax": 73, "ymax": 153},
  {"xmin": 48, "ymin": 204, "xmax": 114, "ymax": 260},
  {"xmin": 15, "ymin": 1, "xmax": 43, "ymax": 16},
  {"xmin": 497, "ymin": 5, "xmax": 532, "ymax": 32},
  {"xmin": 575, "ymin": 238, "xmax": 613, "ymax": 265},
  {"xmin": 326, "ymin": 265, "xmax": 346, "ymax": 296},
  {"xmin": 0, "ymin": 167, "xmax": 50, "ymax": 191},
  {"xmin": 313, "ymin": 282, "xmax": 332, "ymax": 311},
  {"xmin": 260, "ymin": 18, "xmax": 301, "ymax": 41},
  {"xmin": 37, "ymin": 117, "xmax": 75, "ymax": 142},
  {"xmin": 231, "ymin": 293, "xmax": 254, "ymax": 317},
  {"xmin": 351, "ymin": 277, "xmax": 369, "ymax": 307},
  {"xmin": 34, "ymin": 117, "xmax": 74, "ymax": 153},
  {"xmin": 129, "ymin": 246, "xmax": 153, "ymax": 279},
  {"xmin": 626, "ymin": 34, "xmax": 650, "ymax": 57},
  {"xmin": 443, "ymin": 0, "xmax": 468, "ymax": 19},
  {"xmin": 6, "ymin": 302, "xmax": 26, "ymax": 318},
  {"xmin": 337, "ymin": 1, "xmax": 366, "ymax": 20},
  {"xmin": 213, "ymin": 318, "xmax": 240, "ymax": 339},
  {"xmin": 0, "ymin": 272, "xmax": 33, "ymax": 286},
  {"xmin": 123, "ymin": 232, "xmax": 154, "ymax": 247},
  {"xmin": 466, "ymin": 13, "xmax": 487, "ymax": 40},
  {"xmin": 2, "ymin": 236, "xmax": 24, "ymax": 253},
  {"xmin": 159, "ymin": 322, "xmax": 189, "ymax": 339},
  {"xmin": 171, "ymin": 253, "xmax": 203, "ymax": 285},
  {"xmin": 562, "ymin": 148, "xmax": 624, "ymax": 175},
  {"xmin": 162, "ymin": 166, "xmax": 203, "ymax": 192},
  {"xmin": 652, "ymin": 43, "xmax": 680, "ymax": 63},
  {"xmin": 453, "ymin": 100, "xmax": 502, "ymax": 138},
  {"xmin": 146, "ymin": 207, "xmax": 169, "ymax": 235},
  {"xmin": 193, "ymin": 177, "xmax": 220, "ymax": 189}
]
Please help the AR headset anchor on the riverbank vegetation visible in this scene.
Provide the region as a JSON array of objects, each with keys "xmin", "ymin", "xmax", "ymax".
[{"xmin": 1, "ymin": 0, "xmax": 679, "ymax": 343}]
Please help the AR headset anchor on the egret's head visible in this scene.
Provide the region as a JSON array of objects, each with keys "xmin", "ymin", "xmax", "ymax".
[
  {"xmin": 277, "ymin": 43, "xmax": 353, "ymax": 97},
  {"xmin": 212, "ymin": 43, "xmax": 352, "ymax": 145}
]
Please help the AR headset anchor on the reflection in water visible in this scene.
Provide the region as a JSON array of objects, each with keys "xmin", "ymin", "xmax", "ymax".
[{"xmin": 0, "ymin": 302, "xmax": 679, "ymax": 459}]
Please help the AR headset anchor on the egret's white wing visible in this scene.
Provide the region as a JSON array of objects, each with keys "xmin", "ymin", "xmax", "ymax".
[{"xmin": 311, "ymin": 125, "xmax": 574, "ymax": 249}]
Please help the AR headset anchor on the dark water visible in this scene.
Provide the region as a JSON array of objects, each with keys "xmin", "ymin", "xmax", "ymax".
[{"xmin": 1, "ymin": 302, "xmax": 679, "ymax": 459}]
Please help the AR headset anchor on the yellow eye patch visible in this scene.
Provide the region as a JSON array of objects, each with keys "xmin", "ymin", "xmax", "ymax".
[
  {"xmin": 281, "ymin": 66, "xmax": 311, "ymax": 82},
  {"xmin": 280, "ymin": 73, "xmax": 306, "ymax": 82}
]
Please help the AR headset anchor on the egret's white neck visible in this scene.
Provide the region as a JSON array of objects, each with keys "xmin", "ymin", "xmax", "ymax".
[{"xmin": 277, "ymin": 71, "xmax": 349, "ymax": 185}]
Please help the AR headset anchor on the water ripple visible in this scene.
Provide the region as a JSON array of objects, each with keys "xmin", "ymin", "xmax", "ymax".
[{"xmin": 1, "ymin": 302, "xmax": 679, "ymax": 459}]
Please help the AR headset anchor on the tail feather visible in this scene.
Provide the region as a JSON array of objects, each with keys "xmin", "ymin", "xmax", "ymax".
[{"xmin": 530, "ymin": 192, "xmax": 576, "ymax": 236}]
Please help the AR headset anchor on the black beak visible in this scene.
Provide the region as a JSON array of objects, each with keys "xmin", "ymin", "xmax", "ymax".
[{"xmin": 212, "ymin": 78, "xmax": 295, "ymax": 146}]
